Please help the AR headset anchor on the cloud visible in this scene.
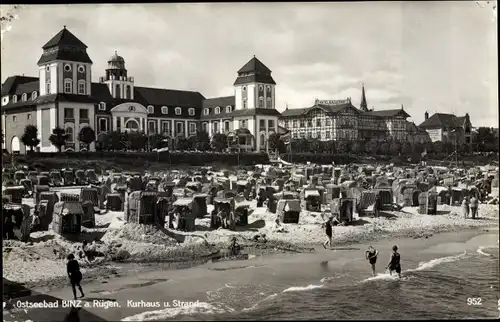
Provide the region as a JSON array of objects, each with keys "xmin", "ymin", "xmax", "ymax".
[{"xmin": 1, "ymin": 2, "xmax": 497, "ymax": 127}]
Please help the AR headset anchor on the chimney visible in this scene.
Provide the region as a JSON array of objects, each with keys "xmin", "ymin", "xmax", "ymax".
[{"xmin": 425, "ymin": 111, "xmax": 429, "ymax": 120}]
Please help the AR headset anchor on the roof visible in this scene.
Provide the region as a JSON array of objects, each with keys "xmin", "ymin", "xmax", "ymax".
[
  {"xmin": 238, "ymin": 56, "xmax": 272, "ymax": 74},
  {"xmin": 200, "ymin": 96, "xmax": 235, "ymax": 119},
  {"xmin": 42, "ymin": 27, "xmax": 88, "ymax": 49},
  {"xmin": 1, "ymin": 76, "xmax": 38, "ymax": 96},
  {"xmin": 53, "ymin": 201, "xmax": 84, "ymax": 216},
  {"xmin": 418, "ymin": 113, "xmax": 467, "ymax": 129},
  {"xmin": 362, "ymin": 109, "xmax": 410, "ymax": 118},
  {"xmin": 134, "ymin": 86, "xmax": 205, "ymax": 107},
  {"xmin": 234, "ymin": 56, "xmax": 276, "ymax": 85},
  {"xmin": 34, "ymin": 93, "xmax": 99, "ymax": 105},
  {"xmin": 233, "ymin": 74, "xmax": 276, "ymax": 86},
  {"xmin": 280, "ymin": 103, "xmax": 359, "ymax": 118},
  {"xmin": 230, "ymin": 108, "xmax": 282, "ymax": 118}
]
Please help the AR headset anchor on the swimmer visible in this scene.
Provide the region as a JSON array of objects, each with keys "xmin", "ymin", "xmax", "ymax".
[
  {"xmin": 365, "ymin": 246, "xmax": 379, "ymax": 277},
  {"xmin": 386, "ymin": 245, "xmax": 401, "ymax": 279}
]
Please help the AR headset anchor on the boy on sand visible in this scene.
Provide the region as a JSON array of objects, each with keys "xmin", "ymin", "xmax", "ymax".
[
  {"xmin": 365, "ymin": 246, "xmax": 379, "ymax": 277},
  {"xmin": 67, "ymin": 254, "xmax": 85, "ymax": 300},
  {"xmin": 386, "ymin": 245, "xmax": 401, "ymax": 278}
]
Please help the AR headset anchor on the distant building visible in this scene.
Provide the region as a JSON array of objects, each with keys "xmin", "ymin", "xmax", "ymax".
[
  {"xmin": 1, "ymin": 27, "xmax": 281, "ymax": 154},
  {"xmin": 279, "ymin": 84, "xmax": 411, "ymax": 142},
  {"xmin": 405, "ymin": 121, "xmax": 432, "ymax": 144},
  {"xmin": 418, "ymin": 112, "xmax": 472, "ymax": 147}
]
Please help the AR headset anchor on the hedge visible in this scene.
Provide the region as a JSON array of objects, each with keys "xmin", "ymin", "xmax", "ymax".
[{"xmin": 24, "ymin": 151, "xmax": 270, "ymax": 166}]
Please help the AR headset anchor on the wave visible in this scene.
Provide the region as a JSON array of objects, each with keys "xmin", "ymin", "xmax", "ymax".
[
  {"xmin": 121, "ymin": 302, "xmax": 228, "ymax": 321},
  {"xmin": 408, "ymin": 251, "xmax": 467, "ymax": 272},
  {"xmin": 282, "ymin": 284, "xmax": 323, "ymax": 293},
  {"xmin": 242, "ymin": 293, "xmax": 278, "ymax": 312}
]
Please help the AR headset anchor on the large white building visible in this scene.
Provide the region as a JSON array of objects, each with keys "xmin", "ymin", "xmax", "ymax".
[{"xmin": 1, "ymin": 26, "xmax": 283, "ymax": 153}]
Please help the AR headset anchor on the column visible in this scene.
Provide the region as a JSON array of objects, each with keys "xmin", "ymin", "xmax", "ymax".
[
  {"xmin": 171, "ymin": 119, "xmax": 175, "ymax": 137},
  {"xmin": 140, "ymin": 117, "xmax": 144, "ymax": 132},
  {"xmin": 113, "ymin": 116, "xmax": 117, "ymax": 131},
  {"xmin": 184, "ymin": 120, "xmax": 188, "ymax": 137},
  {"xmin": 120, "ymin": 117, "xmax": 125, "ymax": 132},
  {"xmin": 208, "ymin": 121, "xmax": 212, "ymax": 136},
  {"xmin": 75, "ymin": 108, "xmax": 80, "ymax": 151},
  {"xmin": 157, "ymin": 119, "xmax": 161, "ymax": 135},
  {"xmin": 265, "ymin": 118, "xmax": 269, "ymax": 154}
]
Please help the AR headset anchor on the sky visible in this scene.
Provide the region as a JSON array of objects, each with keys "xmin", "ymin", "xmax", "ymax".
[{"xmin": 1, "ymin": 2, "xmax": 498, "ymax": 127}]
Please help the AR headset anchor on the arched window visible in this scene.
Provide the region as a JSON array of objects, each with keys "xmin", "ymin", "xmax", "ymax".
[
  {"xmin": 126, "ymin": 85, "xmax": 131, "ymax": 99},
  {"xmin": 99, "ymin": 118, "xmax": 108, "ymax": 132},
  {"xmin": 188, "ymin": 108, "xmax": 195, "ymax": 116},
  {"xmin": 21, "ymin": 93, "xmax": 27, "ymax": 101},
  {"xmin": 161, "ymin": 106, "xmax": 168, "ymax": 114},
  {"xmin": 31, "ymin": 91, "xmax": 37, "ymax": 100},
  {"xmin": 226, "ymin": 106, "xmax": 232, "ymax": 113},
  {"xmin": 125, "ymin": 119, "xmax": 139, "ymax": 130},
  {"xmin": 215, "ymin": 106, "xmax": 220, "ymax": 114},
  {"xmin": 12, "ymin": 95, "xmax": 17, "ymax": 103},
  {"xmin": 204, "ymin": 108, "xmax": 210, "ymax": 115},
  {"xmin": 78, "ymin": 81, "xmax": 86, "ymax": 95},
  {"xmin": 202, "ymin": 122, "xmax": 208, "ymax": 133},
  {"xmin": 64, "ymin": 79, "xmax": 73, "ymax": 94},
  {"xmin": 115, "ymin": 84, "xmax": 120, "ymax": 99},
  {"xmin": 213, "ymin": 122, "xmax": 219, "ymax": 134},
  {"xmin": 66, "ymin": 127, "xmax": 74, "ymax": 142},
  {"xmin": 148, "ymin": 105, "xmax": 154, "ymax": 114},
  {"xmin": 175, "ymin": 107, "xmax": 182, "ymax": 115}
]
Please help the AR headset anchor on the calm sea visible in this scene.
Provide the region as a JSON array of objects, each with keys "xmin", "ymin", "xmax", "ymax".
[{"xmin": 122, "ymin": 233, "xmax": 499, "ymax": 321}]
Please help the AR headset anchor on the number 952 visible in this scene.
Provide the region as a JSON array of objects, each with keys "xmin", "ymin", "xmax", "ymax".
[{"xmin": 467, "ymin": 298, "xmax": 482, "ymax": 306}]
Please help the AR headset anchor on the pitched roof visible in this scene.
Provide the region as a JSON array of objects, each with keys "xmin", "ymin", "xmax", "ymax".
[
  {"xmin": 133, "ymin": 86, "xmax": 205, "ymax": 107},
  {"xmin": 280, "ymin": 103, "xmax": 359, "ymax": 118},
  {"xmin": 1, "ymin": 76, "xmax": 38, "ymax": 96},
  {"xmin": 238, "ymin": 56, "xmax": 272, "ymax": 74},
  {"xmin": 229, "ymin": 108, "xmax": 282, "ymax": 118},
  {"xmin": 418, "ymin": 113, "xmax": 464, "ymax": 129},
  {"xmin": 42, "ymin": 27, "xmax": 88, "ymax": 49},
  {"xmin": 362, "ymin": 109, "xmax": 410, "ymax": 118},
  {"xmin": 200, "ymin": 96, "xmax": 235, "ymax": 119},
  {"xmin": 38, "ymin": 49, "xmax": 93, "ymax": 65}
]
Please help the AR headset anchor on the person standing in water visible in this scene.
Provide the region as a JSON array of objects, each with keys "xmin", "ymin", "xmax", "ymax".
[
  {"xmin": 386, "ymin": 245, "xmax": 401, "ymax": 278},
  {"xmin": 365, "ymin": 246, "xmax": 379, "ymax": 277},
  {"xmin": 67, "ymin": 254, "xmax": 85, "ymax": 300}
]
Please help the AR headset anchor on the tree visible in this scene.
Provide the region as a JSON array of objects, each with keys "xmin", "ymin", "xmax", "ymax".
[
  {"xmin": 389, "ymin": 140, "xmax": 401, "ymax": 156},
  {"xmin": 49, "ymin": 127, "xmax": 69, "ymax": 152},
  {"xmin": 309, "ymin": 138, "xmax": 323, "ymax": 153},
  {"xmin": 473, "ymin": 127, "xmax": 498, "ymax": 152},
  {"xmin": 365, "ymin": 139, "xmax": 380, "ymax": 155},
  {"xmin": 195, "ymin": 130, "xmax": 211, "ymax": 151},
  {"xmin": 127, "ymin": 131, "xmax": 148, "ymax": 151},
  {"xmin": 351, "ymin": 141, "xmax": 363, "ymax": 155},
  {"xmin": 402, "ymin": 142, "xmax": 413, "ymax": 155},
  {"xmin": 432, "ymin": 141, "xmax": 444, "ymax": 155},
  {"xmin": 379, "ymin": 140, "xmax": 391, "ymax": 155},
  {"xmin": 443, "ymin": 141, "xmax": 454, "ymax": 154},
  {"xmin": 21, "ymin": 125, "xmax": 40, "ymax": 151},
  {"xmin": 78, "ymin": 126, "xmax": 96, "ymax": 149},
  {"xmin": 325, "ymin": 140, "xmax": 336, "ymax": 154},
  {"xmin": 212, "ymin": 133, "xmax": 228, "ymax": 152},
  {"xmin": 148, "ymin": 134, "xmax": 165, "ymax": 150},
  {"xmin": 268, "ymin": 133, "xmax": 283, "ymax": 154}
]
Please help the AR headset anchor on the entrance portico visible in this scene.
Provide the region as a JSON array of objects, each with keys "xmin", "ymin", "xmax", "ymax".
[{"xmin": 110, "ymin": 102, "xmax": 148, "ymax": 133}]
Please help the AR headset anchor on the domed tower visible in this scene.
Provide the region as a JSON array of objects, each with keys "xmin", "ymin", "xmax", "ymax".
[{"xmin": 99, "ymin": 51, "xmax": 134, "ymax": 99}]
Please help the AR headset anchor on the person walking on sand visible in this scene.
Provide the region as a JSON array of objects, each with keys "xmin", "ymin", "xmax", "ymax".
[
  {"xmin": 470, "ymin": 196, "xmax": 478, "ymax": 219},
  {"xmin": 67, "ymin": 254, "xmax": 85, "ymax": 300},
  {"xmin": 386, "ymin": 245, "xmax": 401, "ymax": 279},
  {"xmin": 462, "ymin": 197, "xmax": 470, "ymax": 219},
  {"xmin": 322, "ymin": 217, "xmax": 333, "ymax": 249},
  {"xmin": 365, "ymin": 246, "xmax": 379, "ymax": 277}
]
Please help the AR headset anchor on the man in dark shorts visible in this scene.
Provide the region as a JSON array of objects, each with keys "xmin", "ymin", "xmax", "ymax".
[
  {"xmin": 365, "ymin": 246, "xmax": 379, "ymax": 277},
  {"xmin": 386, "ymin": 245, "xmax": 401, "ymax": 278},
  {"xmin": 67, "ymin": 254, "xmax": 85, "ymax": 300}
]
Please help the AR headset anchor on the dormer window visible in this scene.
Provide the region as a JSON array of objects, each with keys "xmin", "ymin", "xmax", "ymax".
[
  {"xmin": 78, "ymin": 65, "xmax": 85, "ymax": 73},
  {"xmin": 226, "ymin": 106, "xmax": 232, "ymax": 113},
  {"xmin": 64, "ymin": 64, "xmax": 72, "ymax": 72},
  {"xmin": 64, "ymin": 79, "xmax": 73, "ymax": 94},
  {"xmin": 161, "ymin": 106, "xmax": 168, "ymax": 114},
  {"xmin": 204, "ymin": 108, "xmax": 210, "ymax": 115},
  {"xmin": 77, "ymin": 80, "xmax": 86, "ymax": 95},
  {"xmin": 21, "ymin": 93, "xmax": 27, "ymax": 101},
  {"xmin": 12, "ymin": 95, "xmax": 17, "ymax": 103},
  {"xmin": 99, "ymin": 102, "xmax": 106, "ymax": 111},
  {"xmin": 148, "ymin": 105, "xmax": 155, "ymax": 114},
  {"xmin": 175, "ymin": 107, "xmax": 181, "ymax": 115},
  {"xmin": 215, "ymin": 106, "xmax": 221, "ymax": 115},
  {"xmin": 129, "ymin": 106, "xmax": 135, "ymax": 112},
  {"xmin": 188, "ymin": 108, "xmax": 195, "ymax": 116},
  {"xmin": 31, "ymin": 91, "xmax": 37, "ymax": 100}
]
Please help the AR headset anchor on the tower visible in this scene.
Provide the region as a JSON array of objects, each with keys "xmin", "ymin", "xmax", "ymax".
[
  {"xmin": 234, "ymin": 55, "xmax": 276, "ymax": 110},
  {"xmin": 37, "ymin": 26, "xmax": 93, "ymax": 96},
  {"xmin": 360, "ymin": 83, "xmax": 368, "ymax": 112},
  {"xmin": 100, "ymin": 51, "xmax": 134, "ymax": 100}
]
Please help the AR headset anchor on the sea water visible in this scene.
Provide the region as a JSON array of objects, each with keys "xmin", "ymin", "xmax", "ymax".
[{"xmin": 120, "ymin": 232, "xmax": 499, "ymax": 321}]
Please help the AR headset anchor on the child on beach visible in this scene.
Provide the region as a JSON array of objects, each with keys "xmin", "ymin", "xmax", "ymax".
[
  {"xmin": 386, "ymin": 245, "xmax": 401, "ymax": 278},
  {"xmin": 322, "ymin": 217, "xmax": 333, "ymax": 249},
  {"xmin": 67, "ymin": 254, "xmax": 85, "ymax": 300},
  {"xmin": 365, "ymin": 246, "xmax": 379, "ymax": 277}
]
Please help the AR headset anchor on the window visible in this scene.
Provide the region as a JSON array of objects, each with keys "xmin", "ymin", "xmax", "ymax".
[
  {"xmin": 64, "ymin": 79, "xmax": 72, "ymax": 94},
  {"xmin": 316, "ymin": 119, "xmax": 321, "ymax": 127},
  {"xmin": 64, "ymin": 64, "xmax": 72, "ymax": 72},
  {"xmin": 267, "ymin": 85, "xmax": 271, "ymax": 92},
  {"xmin": 317, "ymin": 131, "xmax": 321, "ymax": 139},
  {"xmin": 202, "ymin": 123, "xmax": 208, "ymax": 133},
  {"xmin": 99, "ymin": 102, "xmax": 106, "ymax": 111},
  {"xmin": 66, "ymin": 127, "xmax": 74, "ymax": 142},
  {"xmin": 31, "ymin": 91, "xmax": 37, "ymax": 100},
  {"xmin": 188, "ymin": 108, "xmax": 195, "ymax": 116},
  {"xmin": 46, "ymin": 83, "xmax": 51, "ymax": 95},
  {"xmin": 46, "ymin": 66, "xmax": 50, "ymax": 72},
  {"xmin": 79, "ymin": 109, "xmax": 89, "ymax": 120},
  {"xmin": 78, "ymin": 81, "xmax": 86, "ymax": 95},
  {"xmin": 64, "ymin": 108, "xmax": 74, "ymax": 119},
  {"xmin": 204, "ymin": 108, "xmax": 210, "ymax": 115},
  {"xmin": 300, "ymin": 120, "xmax": 305, "ymax": 127},
  {"xmin": 226, "ymin": 106, "xmax": 232, "ymax": 113},
  {"xmin": 259, "ymin": 97, "xmax": 264, "ymax": 108},
  {"xmin": 115, "ymin": 84, "xmax": 120, "ymax": 99},
  {"xmin": 13, "ymin": 116, "xmax": 17, "ymax": 122},
  {"xmin": 147, "ymin": 105, "xmax": 154, "ymax": 114},
  {"xmin": 224, "ymin": 121, "xmax": 230, "ymax": 132},
  {"xmin": 307, "ymin": 132, "xmax": 312, "ymax": 139},
  {"xmin": 260, "ymin": 120, "xmax": 265, "ymax": 129},
  {"xmin": 21, "ymin": 93, "xmax": 27, "ymax": 101},
  {"xmin": 243, "ymin": 100, "xmax": 247, "ymax": 109},
  {"xmin": 242, "ymin": 86, "xmax": 247, "ymax": 91},
  {"xmin": 293, "ymin": 120, "xmax": 297, "ymax": 127},
  {"xmin": 99, "ymin": 118, "xmax": 107, "ymax": 132},
  {"xmin": 12, "ymin": 95, "xmax": 17, "ymax": 103},
  {"xmin": 117, "ymin": 118, "xmax": 121, "ymax": 130},
  {"xmin": 307, "ymin": 120, "xmax": 312, "ymax": 127},
  {"xmin": 148, "ymin": 121, "xmax": 156, "ymax": 134},
  {"xmin": 326, "ymin": 132, "xmax": 331, "ymax": 139},
  {"xmin": 78, "ymin": 65, "xmax": 85, "ymax": 73},
  {"xmin": 189, "ymin": 123, "xmax": 196, "ymax": 134},
  {"xmin": 215, "ymin": 107, "xmax": 221, "ymax": 114},
  {"xmin": 129, "ymin": 106, "xmax": 135, "ymax": 112},
  {"xmin": 267, "ymin": 97, "xmax": 272, "ymax": 108},
  {"xmin": 176, "ymin": 122, "xmax": 183, "ymax": 134},
  {"xmin": 284, "ymin": 120, "xmax": 289, "ymax": 128},
  {"xmin": 126, "ymin": 86, "xmax": 131, "ymax": 99},
  {"xmin": 27, "ymin": 114, "xmax": 31, "ymax": 120},
  {"xmin": 240, "ymin": 120, "xmax": 247, "ymax": 128},
  {"xmin": 161, "ymin": 121, "xmax": 170, "ymax": 134},
  {"xmin": 161, "ymin": 106, "xmax": 168, "ymax": 114},
  {"xmin": 325, "ymin": 119, "xmax": 331, "ymax": 126},
  {"xmin": 175, "ymin": 107, "xmax": 181, "ymax": 115},
  {"xmin": 268, "ymin": 120, "xmax": 275, "ymax": 130},
  {"xmin": 213, "ymin": 122, "xmax": 219, "ymax": 134},
  {"xmin": 259, "ymin": 85, "xmax": 263, "ymax": 91}
]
